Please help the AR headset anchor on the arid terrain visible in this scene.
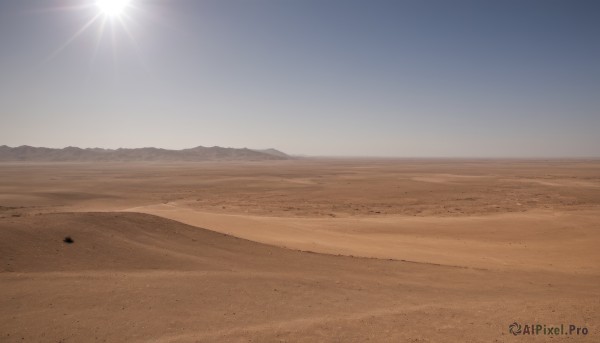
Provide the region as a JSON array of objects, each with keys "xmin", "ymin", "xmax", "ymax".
[{"xmin": 1, "ymin": 159, "xmax": 599, "ymax": 342}]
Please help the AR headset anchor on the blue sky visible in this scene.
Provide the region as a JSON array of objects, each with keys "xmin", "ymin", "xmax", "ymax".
[{"xmin": 0, "ymin": 0, "xmax": 598, "ymax": 157}]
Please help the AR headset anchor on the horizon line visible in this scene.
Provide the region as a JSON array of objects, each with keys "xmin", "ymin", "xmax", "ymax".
[{"xmin": 1, "ymin": 144, "xmax": 599, "ymax": 160}]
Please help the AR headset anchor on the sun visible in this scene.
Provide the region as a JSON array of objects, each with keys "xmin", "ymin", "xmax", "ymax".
[
  {"xmin": 96, "ymin": 0, "xmax": 132, "ymax": 17},
  {"xmin": 43, "ymin": 0, "xmax": 144, "ymax": 65}
]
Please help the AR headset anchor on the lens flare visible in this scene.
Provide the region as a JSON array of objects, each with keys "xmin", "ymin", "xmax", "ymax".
[{"xmin": 96, "ymin": 0, "xmax": 131, "ymax": 16}]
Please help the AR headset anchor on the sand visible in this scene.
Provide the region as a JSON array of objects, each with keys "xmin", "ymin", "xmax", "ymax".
[{"xmin": 1, "ymin": 159, "xmax": 599, "ymax": 342}]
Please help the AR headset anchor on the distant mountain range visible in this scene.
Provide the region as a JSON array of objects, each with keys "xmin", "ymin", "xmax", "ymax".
[{"xmin": 0, "ymin": 145, "xmax": 291, "ymax": 162}]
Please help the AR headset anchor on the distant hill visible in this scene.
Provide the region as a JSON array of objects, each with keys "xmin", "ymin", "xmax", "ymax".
[
  {"xmin": 0, "ymin": 145, "xmax": 292, "ymax": 162},
  {"xmin": 251, "ymin": 148, "xmax": 291, "ymax": 159}
]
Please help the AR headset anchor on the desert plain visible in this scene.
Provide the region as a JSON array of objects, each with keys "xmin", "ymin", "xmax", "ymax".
[{"xmin": 1, "ymin": 159, "xmax": 599, "ymax": 342}]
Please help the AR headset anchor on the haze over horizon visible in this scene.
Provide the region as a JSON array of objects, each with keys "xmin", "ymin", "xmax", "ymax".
[{"xmin": 1, "ymin": 0, "xmax": 599, "ymax": 157}]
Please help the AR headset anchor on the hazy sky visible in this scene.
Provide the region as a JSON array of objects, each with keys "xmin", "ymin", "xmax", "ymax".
[{"xmin": 0, "ymin": 0, "xmax": 598, "ymax": 157}]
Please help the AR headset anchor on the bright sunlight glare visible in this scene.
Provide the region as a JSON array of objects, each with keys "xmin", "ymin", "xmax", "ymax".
[{"xmin": 96, "ymin": 0, "xmax": 131, "ymax": 16}]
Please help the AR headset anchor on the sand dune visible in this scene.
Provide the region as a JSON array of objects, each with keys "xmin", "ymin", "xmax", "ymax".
[
  {"xmin": 1, "ymin": 212, "xmax": 598, "ymax": 342},
  {"xmin": 124, "ymin": 203, "xmax": 600, "ymax": 273}
]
